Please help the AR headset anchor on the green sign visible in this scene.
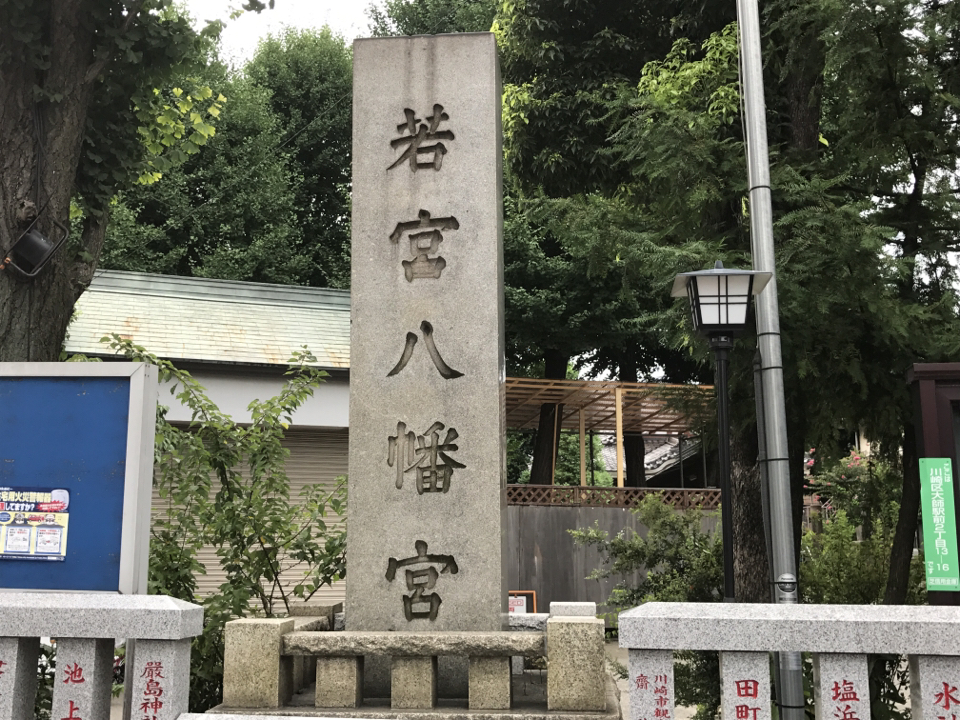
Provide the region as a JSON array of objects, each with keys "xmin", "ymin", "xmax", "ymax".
[{"xmin": 920, "ymin": 458, "xmax": 960, "ymax": 591}]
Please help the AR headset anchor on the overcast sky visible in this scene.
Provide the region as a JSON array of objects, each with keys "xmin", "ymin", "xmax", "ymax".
[{"xmin": 186, "ymin": 0, "xmax": 373, "ymax": 65}]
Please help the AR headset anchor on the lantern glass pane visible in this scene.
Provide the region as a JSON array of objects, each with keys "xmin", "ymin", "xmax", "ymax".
[
  {"xmin": 700, "ymin": 299, "xmax": 722, "ymax": 326},
  {"xmin": 726, "ymin": 299, "xmax": 750, "ymax": 326},
  {"xmin": 697, "ymin": 275, "xmax": 722, "ymax": 300},
  {"xmin": 724, "ymin": 274, "xmax": 751, "ymax": 299}
]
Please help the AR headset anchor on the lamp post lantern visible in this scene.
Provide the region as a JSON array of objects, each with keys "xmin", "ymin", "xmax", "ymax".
[{"xmin": 672, "ymin": 261, "xmax": 771, "ymax": 602}]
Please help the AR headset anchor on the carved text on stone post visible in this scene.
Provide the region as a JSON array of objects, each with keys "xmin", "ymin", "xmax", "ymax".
[
  {"xmin": 390, "ymin": 210, "xmax": 459, "ymax": 281},
  {"xmin": 385, "ymin": 540, "xmax": 459, "ymax": 620},
  {"xmin": 388, "ymin": 421, "xmax": 465, "ymax": 494},
  {"xmin": 388, "ymin": 320, "xmax": 463, "ymax": 379},
  {"xmin": 388, "ymin": 105, "xmax": 455, "ymax": 171}
]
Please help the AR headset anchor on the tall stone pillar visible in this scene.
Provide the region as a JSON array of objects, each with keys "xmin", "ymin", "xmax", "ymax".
[{"xmin": 346, "ymin": 33, "xmax": 505, "ymax": 632}]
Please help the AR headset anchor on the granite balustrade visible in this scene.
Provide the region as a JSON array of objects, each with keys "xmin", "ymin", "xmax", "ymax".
[{"xmin": 620, "ymin": 602, "xmax": 960, "ymax": 720}]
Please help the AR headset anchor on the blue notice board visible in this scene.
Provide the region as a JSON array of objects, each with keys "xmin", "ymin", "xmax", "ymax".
[{"xmin": 0, "ymin": 364, "xmax": 157, "ymax": 593}]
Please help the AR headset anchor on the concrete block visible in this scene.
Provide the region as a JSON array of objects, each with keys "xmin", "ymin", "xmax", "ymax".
[
  {"xmin": 550, "ymin": 602, "xmax": 597, "ymax": 617},
  {"xmin": 910, "ymin": 654, "xmax": 960, "ymax": 720},
  {"xmin": 51, "ymin": 638, "xmax": 113, "ymax": 720},
  {"xmin": 315, "ymin": 657, "xmax": 363, "ymax": 708},
  {"xmin": 720, "ymin": 652, "xmax": 770, "ymax": 720},
  {"xmin": 391, "ymin": 656, "xmax": 437, "ymax": 709},
  {"xmin": 814, "ymin": 653, "xmax": 869, "ymax": 720},
  {"xmin": 469, "ymin": 656, "xmax": 511, "ymax": 709},
  {"xmin": 222, "ymin": 618, "xmax": 294, "ymax": 708},
  {"xmin": 0, "ymin": 592, "xmax": 202, "ymax": 640},
  {"xmin": 346, "ymin": 33, "xmax": 506, "ymax": 633},
  {"xmin": 547, "ymin": 616, "xmax": 606, "ymax": 711},
  {"xmin": 126, "ymin": 638, "xmax": 191, "ymax": 720},
  {"xmin": 0, "ymin": 637, "xmax": 39, "ymax": 720},
  {"xmin": 619, "ymin": 602, "xmax": 960, "ymax": 655},
  {"xmin": 628, "ymin": 649, "xmax": 674, "ymax": 720}
]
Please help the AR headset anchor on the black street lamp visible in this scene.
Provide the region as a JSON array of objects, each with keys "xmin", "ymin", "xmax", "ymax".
[{"xmin": 671, "ymin": 261, "xmax": 771, "ymax": 602}]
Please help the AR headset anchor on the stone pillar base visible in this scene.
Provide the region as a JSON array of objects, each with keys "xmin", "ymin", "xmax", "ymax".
[
  {"xmin": 391, "ymin": 656, "xmax": 437, "ymax": 709},
  {"xmin": 316, "ymin": 656, "xmax": 364, "ymax": 708},
  {"xmin": 469, "ymin": 656, "xmax": 511, "ymax": 709},
  {"xmin": 547, "ymin": 616, "xmax": 606, "ymax": 711}
]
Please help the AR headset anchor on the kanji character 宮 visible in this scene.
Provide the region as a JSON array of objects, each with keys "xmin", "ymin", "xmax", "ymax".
[
  {"xmin": 389, "ymin": 210, "xmax": 460, "ymax": 281},
  {"xmin": 385, "ymin": 540, "xmax": 459, "ymax": 620},
  {"xmin": 831, "ymin": 679, "xmax": 859, "ymax": 702},
  {"xmin": 388, "ymin": 105, "xmax": 455, "ymax": 171}
]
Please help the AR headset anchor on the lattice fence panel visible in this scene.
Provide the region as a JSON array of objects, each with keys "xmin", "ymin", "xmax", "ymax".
[{"xmin": 505, "ymin": 485, "xmax": 720, "ymax": 510}]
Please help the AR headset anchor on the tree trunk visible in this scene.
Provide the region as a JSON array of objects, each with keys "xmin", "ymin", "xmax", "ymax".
[
  {"xmin": 618, "ymin": 362, "xmax": 646, "ymax": 487},
  {"xmin": 623, "ymin": 434, "xmax": 646, "ymax": 488},
  {"xmin": 731, "ymin": 428, "xmax": 770, "ymax": 602},
  {"xmin": 0, "ymin": 1, "xmax": 103, "ymax": 362},
  {"xmin": 883, "ymin": 424, "xmax": 921, "ymax": 605},
  {"xmin": 529, "ymin": 349, "xmax": 568, "ymax": 485}
]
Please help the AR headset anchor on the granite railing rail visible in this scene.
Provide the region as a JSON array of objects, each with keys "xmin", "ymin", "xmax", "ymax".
[
  {"xmin": 0, "ymin": 592, "xmax": 203, "ymax": 720},
  {"xmin": 620, "ymin": 602, "xmax": 960, "ymax": 720}
]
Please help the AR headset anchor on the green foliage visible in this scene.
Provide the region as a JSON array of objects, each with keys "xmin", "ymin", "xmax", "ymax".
[
  {"xmin": 807, "ymin": 452, "xmax": 903, "ymax": 540},
  {"xmin": 573, "ymin": 495, "xmax": 723, "ymax": 720},
  {"xmin": 801, "ymin": 453, "xmax": 924, "ymax": 605},
  {"xmin": 0, "ymin": 0, "xmax": 227, "ymax": 216},
  {"xmin": 368, "ymin": 0, "xmax": 497, "ymax": 35},
  {"xmin": 103, "ymin": 335, "xmax": 346, "ymax": 712},
  {"xmin": 102, "ymin": 70, "xmax": 306, "ymax": 284},
  {"xmin": 245, "ymin": 27, "xmax": 354, "ymax": 288},
  {"xmin": 102, "ymin": 26, "xmax": 354, "ymax": 289},
  {"xmin": 509, "ymin": 430, "xmax": 613, "ymax": 486},
  {"xmin": 800, "ymin": 452, "xmax": 923, "ymax": 720},
  {"xmin": 33, "ymin": 642, "xmax": 55, "ymax": 720}
]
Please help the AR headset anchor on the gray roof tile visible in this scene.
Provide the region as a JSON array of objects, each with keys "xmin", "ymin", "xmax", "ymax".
[{"xmin": 66, "ymin": 270, "xmax": 350, "ymax": 369}]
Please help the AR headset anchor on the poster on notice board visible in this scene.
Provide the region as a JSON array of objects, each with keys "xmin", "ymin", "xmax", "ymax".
[{"xmin": 0, "ymin": 487, "xmax": 70, "ymax": 561}]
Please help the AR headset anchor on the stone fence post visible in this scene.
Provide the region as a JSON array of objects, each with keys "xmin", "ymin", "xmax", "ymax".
[{"xmin": 0, "ymin": 592, "xmax": 203, "ymax": 720}]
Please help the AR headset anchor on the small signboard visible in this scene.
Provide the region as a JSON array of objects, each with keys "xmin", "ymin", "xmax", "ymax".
[
  {"xmin": 508, "ymin": 590, "xmax": 536, "ymax": 613},
  {"xmin": 0, "ymin": 362, "xmax": 157, "ymax": 594},
  {"xmin": 919, "ymin": 457, "xmax": 960, "ymax": 591}
]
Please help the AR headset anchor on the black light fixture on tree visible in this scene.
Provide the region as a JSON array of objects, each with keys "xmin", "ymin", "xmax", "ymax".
[
  {"xmin": 671, "ymin": 261, "xmax": 771, "ymax": 602},
  {"xmin": 1, "ymin": 213, "xmax": 69, "ymax": 278}
]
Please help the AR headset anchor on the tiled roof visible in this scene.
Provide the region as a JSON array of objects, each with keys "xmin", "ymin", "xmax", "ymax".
[{"xmin": 66, "ymin": 270, "xmax": 350, "ymax": 369}]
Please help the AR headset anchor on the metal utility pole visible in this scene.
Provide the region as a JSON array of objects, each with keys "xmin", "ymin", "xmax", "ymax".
[{"xmin": 736, "ymin": 0, "xmax": 805, "ymax": 717}]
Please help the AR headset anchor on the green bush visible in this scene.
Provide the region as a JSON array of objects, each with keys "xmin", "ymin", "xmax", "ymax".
[
  {"xmin": 573, "ymin": 494, "xmax": 724, "ymax": 720},
  {"xmin": 106, "ymin": 336, "xmax": 347, "ymax": 711}
]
